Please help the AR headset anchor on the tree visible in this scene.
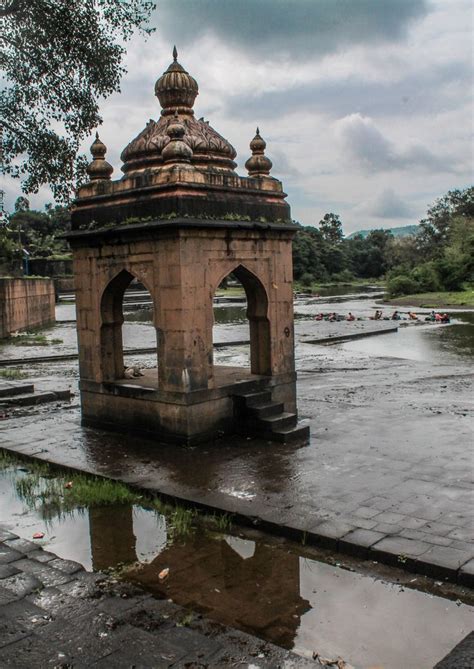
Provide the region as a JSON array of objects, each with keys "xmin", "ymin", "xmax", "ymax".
[
  {"xmin": 14, "ymin": 196, "xmax": 29, "ymax": 212},
  {"xmin": 417, "ymin": 187, "xmax": 474, "ymax": 257},
  {"xmin": 318, "ymin": 213, "xmax": 343, "ymax": 245},
  {"xmin": 1, "ymin": 0, "xmax": 155, "ymax": 202},
  {"xmin": 8, "ymin": 202, "xmax": 71, "ymax": 258},
  {"xmin": 292, "ymin": 225, "xmax": 328, "ymax": 281}
]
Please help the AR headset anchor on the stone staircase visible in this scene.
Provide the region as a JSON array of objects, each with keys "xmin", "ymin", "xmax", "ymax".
[
  {"xmin": 0, "ymin": 380, "xmax": 72, "ymax": 409},
  {"xmin": 233, "ymin": 389, "xmax": 310, "ymax": 443}
]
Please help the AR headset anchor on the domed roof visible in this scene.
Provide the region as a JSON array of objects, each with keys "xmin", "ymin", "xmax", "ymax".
[
  {"xmin": 121, "ymin": 48, "xmax": 237, "ymax": 174},
  {"xmin": 154, "ymin": 46, "xmax": 199, "ymax": 115}
]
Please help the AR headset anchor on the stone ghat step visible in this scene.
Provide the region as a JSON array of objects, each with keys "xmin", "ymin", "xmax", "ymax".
[
  {"xmin": 0, "ymin": 382, "xmax": 35, "ymax": 398},
  {"xmin": 233, "ymin": 390, "xmax": 310, "ymax": 444},
  {"xmin": 235, "ymin": 390, "xmax": 273, "ymax": 407},
  {"xmin": 256, "ymin": 411, "xmax": 298, "ymax": 432},
  {"xmin": 0, "ymin": 389, "xmax": 72, "ymax": 407},
  {"xmin": 247, "ymin": 401, "xmax": 285, "ymax": 418},
  {"xmin": 260, "ymin": 423, "xmax": 311, "ymax": 443}
]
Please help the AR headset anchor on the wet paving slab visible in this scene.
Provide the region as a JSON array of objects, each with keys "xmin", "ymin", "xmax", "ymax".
[{"xmin": 0, "ymin": 462, "xmax": 473, "ymax": 669}]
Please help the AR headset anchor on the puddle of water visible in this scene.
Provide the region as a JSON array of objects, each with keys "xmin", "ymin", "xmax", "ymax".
[{"xmin": 1, "ymin": 464, "xmax": 472, "ymax": 669}]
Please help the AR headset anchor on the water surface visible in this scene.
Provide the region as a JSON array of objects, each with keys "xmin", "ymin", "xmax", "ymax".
[{"xmin": 1, "ymin": 464, "xmax": 472, "ymax": 669}]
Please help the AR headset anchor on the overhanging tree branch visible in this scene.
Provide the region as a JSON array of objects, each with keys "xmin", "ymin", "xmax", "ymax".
[{"xmin": 1, "ymin": 0, "xmax": 156, "ymax": 202}]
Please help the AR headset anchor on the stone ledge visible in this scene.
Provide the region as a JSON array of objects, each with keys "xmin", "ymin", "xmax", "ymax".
[{"xmin": 68, "ymin": 216, "xmax": 297, "ymax": 243}]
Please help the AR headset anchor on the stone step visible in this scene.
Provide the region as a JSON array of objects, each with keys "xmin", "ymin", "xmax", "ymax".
[
  {"xmin": 0, "ymin": 382, "xmax": 35, "ymax": 398},
  {"xmin": 261, "ymin": 423, "xmax": 310, "ymax": 444},
  {"xmin": 256, "ymin": 412, "xmax": 297, "ymax": 432},
  {"xmin": 247, "ymin": 401, "xmax": 284, "ymax": 419},
  {"xmin": 0, "ymin": 389, "xmax": 72, "ymax": 407},
  {"xmin": 234, "ymin": 390, "xmax": 273, "ymax": 408}
]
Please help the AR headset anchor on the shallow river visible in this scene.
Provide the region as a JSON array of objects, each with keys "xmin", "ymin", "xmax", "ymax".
[
  {"xmin": 1, "ymin": 463, "xmax": 472, "ymax": 669},
  {"xmin": 123, "ymin": 287, "xmax": 474, "ymax": 366}
]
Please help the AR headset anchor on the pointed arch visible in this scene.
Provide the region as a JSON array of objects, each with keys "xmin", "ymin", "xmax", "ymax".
[
  {"xmin": 100, "ymin": 269, "xmax": 157, "ymax": 381},
  {"xmin": 214, "ymin": 263, "xmax": 271, "ymax": 376}
]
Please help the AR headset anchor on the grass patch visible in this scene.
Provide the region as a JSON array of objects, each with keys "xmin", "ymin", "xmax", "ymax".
[
  {"xmin": 214, "ymin": 513, "xmax": 233, "ymax": 532},
  {"xmin": 383, "ymin": 289, "xmax": 474, "ymax": 308},
  {"xmin": 0, "ymin": 368, "xmax": 28, "ymax": 380},
  {"xmin": 6, "ymin": 457, "xmax": 142, "ymax": 520},
  {"xmin": 1, "ymin": 450, "xmax": 237, "ymax": 541},
  {"xmin": 0, "ymin": 450, "xmax": 18, "ymax": 470},
  {"xmin": 151, "ymin": 498, "xmax": 197, "ymax": 539},
  {"xmin": 8, "ymin": 334, "xmax": 63, "ymax": 347}
]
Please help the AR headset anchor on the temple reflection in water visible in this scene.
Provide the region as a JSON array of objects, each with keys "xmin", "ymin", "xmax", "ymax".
[{"xmin": 88, "ymin": 505, "xmax": 310, "ymax": 648}]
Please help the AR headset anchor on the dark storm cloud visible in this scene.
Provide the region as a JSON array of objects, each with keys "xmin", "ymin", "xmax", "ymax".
[{"xmin": 157, "ymin": 0, "xmax": 428, "ymax": 57}]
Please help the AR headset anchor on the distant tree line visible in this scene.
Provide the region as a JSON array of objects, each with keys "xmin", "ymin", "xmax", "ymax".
[
  {"xmin": 293, "ymin": 187, "xmax": 474, "ymax": 295},
  {"xmin": 1, "ymin": 188, "xmax": 472, "ymax": 296},
  {"xmin": 0, "ymin": 197, "xmax": 71, "ymax": 269}
]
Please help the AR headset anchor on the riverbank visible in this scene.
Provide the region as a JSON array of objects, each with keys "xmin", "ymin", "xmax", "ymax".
[
  {"xmin": 382, "ymin": 289, "xmax": 474, "ymax": 309},
  {"xmin": 294, "ymin": 279, "xmax": 385, "ymax": 294}
]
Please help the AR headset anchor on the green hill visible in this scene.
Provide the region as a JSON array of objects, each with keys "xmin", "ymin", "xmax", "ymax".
[{"xmin": 347, "ymin": 224, "xmax": 419, "ymax": 239}]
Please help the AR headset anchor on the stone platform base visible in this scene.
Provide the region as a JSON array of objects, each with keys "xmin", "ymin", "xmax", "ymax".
[{"xmin": 80, "ymin": 366, "xmax": 297, "ymax": 445}]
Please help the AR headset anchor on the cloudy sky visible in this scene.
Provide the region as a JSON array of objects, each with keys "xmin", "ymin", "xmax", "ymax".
[{"xmin": 5, "ymin": 0, "xmax": 473, "ymax": 234}]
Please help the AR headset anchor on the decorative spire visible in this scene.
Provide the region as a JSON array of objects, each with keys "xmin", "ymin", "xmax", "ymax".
[
  {"xmin": 245, "ymin": 127, "xmax": 272, "ymax": 177},
  {"xmin": 154, "ymin": 47, "xmax": 199, "ymax": 116},
  {"xmin": 86, "ymin": 132, "xmax": 113, "ymax": 181},
  {"xmin": 161, "ymin": 111, "xmax": 193, "ymax": 164}
]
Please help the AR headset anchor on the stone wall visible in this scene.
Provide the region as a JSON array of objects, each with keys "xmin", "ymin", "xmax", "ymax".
[
  {"xmin": 29, "ymin": 258, "xmax": 73, "ymax": 278},
  {"xmin": 0, "ymin": 278, "xmax": 55, "ymax": 339}
]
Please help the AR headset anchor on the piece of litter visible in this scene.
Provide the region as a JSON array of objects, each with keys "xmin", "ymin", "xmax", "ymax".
[
  {"xmin": 33, "ymin": 532, "xmax": 45, "ymax": 539},
  {"xmin": 159, "ymin": 567, "xmax": 170, "ymax": 581},
  {"xmin": 312, "ymin": 653, "xmax": 349, "ymax": 668}
]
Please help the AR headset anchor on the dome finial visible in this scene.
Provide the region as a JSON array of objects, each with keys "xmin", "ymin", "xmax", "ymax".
[
  {"xmin": 87, "ymin": 132, "xmax": 113, "ymax": 181},
  {"xmin": 154, "ymin": 48, "xmax": 199, "ymax": 116},
  {"xmin": 245, "ymin": 128, "xmax": 272, "ymax": 177}
]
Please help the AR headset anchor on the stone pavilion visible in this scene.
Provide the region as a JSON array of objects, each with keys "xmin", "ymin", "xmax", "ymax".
[{"xmin": 68, "ymin": 48, "xmax": 309, "ymax": 445}]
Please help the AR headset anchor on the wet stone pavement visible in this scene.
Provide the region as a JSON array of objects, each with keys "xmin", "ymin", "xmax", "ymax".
[
  {"xmin": 0, "ymin": 299, "xmax": 473, "ymax": 583},
  {"xmin": 0, "ymin": 526, "xmax": 316, "ymax": 668},
  {"xmin": 0, "ymin": 356, "xmax": 472, "ymax": 586}
]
